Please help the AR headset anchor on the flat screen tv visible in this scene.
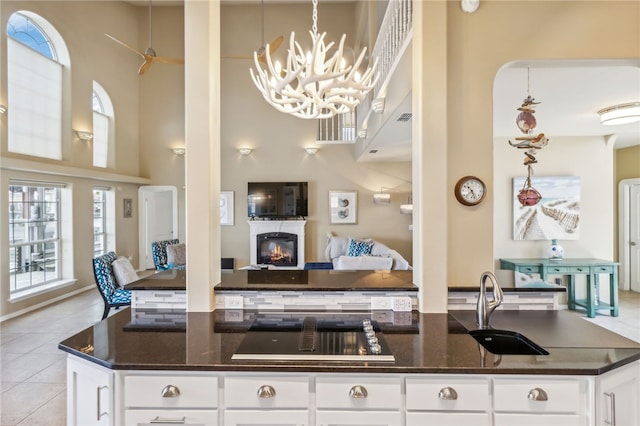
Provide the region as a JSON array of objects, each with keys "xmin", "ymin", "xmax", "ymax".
[{"xmin": 248, "ymin": 182, "xmax": 308, "ymax": 219}]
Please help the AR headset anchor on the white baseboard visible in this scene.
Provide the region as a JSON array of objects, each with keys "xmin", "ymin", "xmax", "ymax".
[{"xmin": 0, "ymin": 285, "xmax": 95, "ymax": 323}]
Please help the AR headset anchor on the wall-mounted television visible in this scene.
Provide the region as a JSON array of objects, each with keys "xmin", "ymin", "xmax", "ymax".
[{"xmin": 248, "ymin": 182, "xmax": 308, "ymax": 219}]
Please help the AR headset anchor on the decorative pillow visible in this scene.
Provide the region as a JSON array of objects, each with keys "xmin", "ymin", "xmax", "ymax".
[
  {"xmin": 112, "ymin": 257, "xmax": 139, "ymax": 287},
  {"xmin": 346, "ymin": 238, "xmax": 374, "ymax": 257},
  {"xmin": 166, "ymin": 243, "xmax": 186, "ymax": 266}
]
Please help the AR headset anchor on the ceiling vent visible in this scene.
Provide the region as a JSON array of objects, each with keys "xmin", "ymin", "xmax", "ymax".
[{"xmin": 396, "ymin": 112, "xmax": 412, "ymax": 122}]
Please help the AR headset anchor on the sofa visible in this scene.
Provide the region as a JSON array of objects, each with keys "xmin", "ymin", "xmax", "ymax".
[{"xmin": 324, "ymin": 233, "xmax": 411, "ymax": 270}]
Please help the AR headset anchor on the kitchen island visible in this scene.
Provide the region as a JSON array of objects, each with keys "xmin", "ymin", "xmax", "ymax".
[{"xmin": 60, "ymin": 307, "xmax": 640, "ymax": 425}]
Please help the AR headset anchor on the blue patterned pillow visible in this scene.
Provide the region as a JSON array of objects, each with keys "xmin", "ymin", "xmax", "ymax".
[{"xmin": 346, "ymin": 238, "xmax": 374, "ymax": 257}]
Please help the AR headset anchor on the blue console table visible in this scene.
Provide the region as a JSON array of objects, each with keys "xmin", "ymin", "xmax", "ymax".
[{"xmin": 499, "ymin": 258, "xmax": 619, "ymax": 318}]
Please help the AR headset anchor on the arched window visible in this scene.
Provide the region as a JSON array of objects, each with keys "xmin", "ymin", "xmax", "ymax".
[
  {"xmin": 92, "ymin": 82, "xmax": 115, "ymax": 168},
  {"xmin": 6, "ymin": 11, "xmax": 69, "ymax": 159}
]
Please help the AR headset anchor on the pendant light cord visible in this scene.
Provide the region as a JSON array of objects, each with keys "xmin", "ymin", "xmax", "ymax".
[
  {"xmin": 148, "ymin": 0, "xmax": 153, "ymax": 49},
  {"xmin": 312, "ymin": 0, "xmax": 318, "ymax": 36}
]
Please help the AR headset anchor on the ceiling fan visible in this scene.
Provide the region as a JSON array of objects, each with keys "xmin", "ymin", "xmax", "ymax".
[
  {"xmin": 222, "ymin": 0, "xmax": 283, "ymax": 64},
  {"xmin": 105, "ymin": 0, "xmax": 184, "ymax": 75}
]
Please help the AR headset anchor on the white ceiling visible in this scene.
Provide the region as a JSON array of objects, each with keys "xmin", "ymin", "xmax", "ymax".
[{"xmin": 494, "ymin": 60, "xmax": 640, "ymax": 150}]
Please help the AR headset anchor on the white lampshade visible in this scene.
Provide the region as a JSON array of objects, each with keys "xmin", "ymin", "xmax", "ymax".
[{"xmin": 598, "ymin": 102, "xmax": 640, "ymax": 126}]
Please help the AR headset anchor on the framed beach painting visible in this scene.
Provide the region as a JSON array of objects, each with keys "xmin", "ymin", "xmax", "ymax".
[
  {"xmin": 513, "ymin": 176, "xmax": 580, "ymax": 240},
  {"xmin": 329, "ymin": 191, "xmax": 357, "ymax": 224}
]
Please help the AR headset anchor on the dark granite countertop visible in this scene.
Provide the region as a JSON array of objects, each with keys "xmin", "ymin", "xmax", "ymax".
[
  {"xmin": 215, "ymin": 269, "xmax": 418, "ymax": 292},
  {"xmin": 58, "ymin": 308, "xmax": 640, "ymax": 375},
  {"xmin": 125, "ymin": 269, "xmax": 186, "ymax": 291},
  {"xmin": 126, "ymin": 269, "xmax": 561, "ymax": 294}
]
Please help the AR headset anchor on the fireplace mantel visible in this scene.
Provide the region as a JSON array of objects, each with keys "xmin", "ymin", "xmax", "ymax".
[{"xmin": 248, "ymin": 220, "xmax": 306, "ymax": 269}]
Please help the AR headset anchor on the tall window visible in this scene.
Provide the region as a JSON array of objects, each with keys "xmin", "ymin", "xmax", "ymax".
[
  {"xmin": 93, "ymin": 188, "xmax": 107, "ymax": 256},
  {"xmin": 92, "ymin": 82, "xmax": 114, "ymax": 168},
  {"xmin": 6, "ymin": 12, "xmax": 68, "ymax": 159},
  {"xmin": 9, "ymin": 183, "xmax": 61, "ymax": 294}
]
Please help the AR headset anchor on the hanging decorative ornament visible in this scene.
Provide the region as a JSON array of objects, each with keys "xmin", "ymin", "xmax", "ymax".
[
  {"xmin": 517, "ymin": 165, "xmax": 542, "ymax": 206},
  {"xmin": 509, "ymin": 68, "xmax": 549, "ymax": 207}
]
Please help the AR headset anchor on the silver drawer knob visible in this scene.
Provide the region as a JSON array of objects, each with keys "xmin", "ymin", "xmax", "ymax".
[
  {"xmin": 438, "ymin": 387, "xmax": 458, "ymax": 400},
  {"xmin": 257, "ymin": 384, "xmax": 276, "ymax": 398},
  {"xmin": 527, "ymin": 387, "xmax": 548, "ymax": 401},
  {"xmin": 160, "ymin": 384, "xmax": 180, "ymax": 398},
  {"xmin": 349, "ymin": 385, "xmax": 368, "ymax": 399}
]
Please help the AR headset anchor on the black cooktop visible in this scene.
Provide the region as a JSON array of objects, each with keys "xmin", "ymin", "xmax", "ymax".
[{"xmin": 232, "ymin": 314, "xmax": 395, "ymax": 362}]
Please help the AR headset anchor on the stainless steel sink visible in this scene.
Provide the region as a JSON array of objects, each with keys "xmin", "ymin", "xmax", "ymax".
[{"xmin": 469, "ymin": 329, "xmax": 549, "ymax": 355}]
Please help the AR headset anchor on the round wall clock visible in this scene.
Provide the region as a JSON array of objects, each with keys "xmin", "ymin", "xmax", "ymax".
[{"xmin": 454, "ymin": 176, "xmax": 486, "ymax": 206}]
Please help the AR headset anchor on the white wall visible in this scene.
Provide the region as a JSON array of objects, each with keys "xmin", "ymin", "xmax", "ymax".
[{"xmin": 493, "ymin": 135, "xmax": 615, "ymax": 286}]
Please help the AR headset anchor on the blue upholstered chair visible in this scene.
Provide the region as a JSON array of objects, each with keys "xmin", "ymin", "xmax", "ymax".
[
  {"xmin": 92, "ymin": 251, "xmax": 131, "ymax": 319},
  {"xmin": 151, "ymin": 239, "xmax": 186, "ymax": 270}
]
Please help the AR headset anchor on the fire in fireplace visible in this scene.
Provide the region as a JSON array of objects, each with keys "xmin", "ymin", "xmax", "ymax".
[{"xmin": 257, "ymin": 232, "xmax": 298, "ymax": 266}]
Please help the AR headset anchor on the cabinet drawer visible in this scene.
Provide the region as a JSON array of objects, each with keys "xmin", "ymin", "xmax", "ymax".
[
  {"xmin": 125, "ymin": 409, "xmax": 218, "ymax": 425},
  {"xmin": 493, "ymin": 378, "xmax": 585, "ymax": 413},
  {"xmin": 407, "ymin": 412, "xmax": 490, "ymax": 426},
  {"xmin": 125, "ymin": 375, "xmax": 218, "ymax": 408},
  {"xmin": 317, "ymin": 410, "xmax": 402, "ymax": 426},
  {"xmin": 316, "ymin": 375, "xmax": 402, "ymax": 410},
  {"xmin": 593, "ymin": 265, "xmax": 615, "ymax": 274},
  {"xmin": 494, "ymin": 413, "xmax": 582, "ymax": 425},
  {"xmin": 516, "ymin": 266, "xmax": 541, "ymax": 274},
  {"xmin": 224, "ymin": 409, "xmax": 308, "ymax": 426},
  {"xmin": 406, "ymin": 377, "xmax": 490, "ymax": 411},
  {"xmin": 224, "ymin": 375, "xmax": 309, "ymax": 409},
  {"xmin": 546, "ymin": 266, "xmax": 588, "ymax": 274}
]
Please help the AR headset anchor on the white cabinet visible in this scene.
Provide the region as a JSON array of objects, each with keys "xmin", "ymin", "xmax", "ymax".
[
  {"xmin": 493, "ymin": 376, "xmax": 590, "ymax": 425},
  {"xmin": 66, "ymin": 357, "xmax": 114, "ymax": 426},
  {"xmin": 65, "ymin": 355, "xmax": 640, "ymax": 426},
  {"xmin": 224, "ymin": 410, "xmax": 308, "ymax": 426},
  {"xmin": 125, "ymin": 410, "xmax": 218, "ymax": 425},
  {"xmin": 595, "ymin": 360, "xmax": 640, "ymax": 426},
  {"xmin": 316, "ymin": 375, "xmax": 402, "ymax": 425},
  {"xmin": 316, "ymin": 410, "xmax": 402, "ymax": 426},
  {"xmin": 124, "ymin": 373, "xmax": 219, "ymax": 425},
  {"xmin": 405, "ymin": 376, "xmax": 490, "ymax": 426},
  {"xmin": 224, "ymin": 374, "xmax": 310, "ymax": 426}
]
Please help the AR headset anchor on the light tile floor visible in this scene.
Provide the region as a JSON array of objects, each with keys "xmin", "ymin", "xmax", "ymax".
[{"xmin": 1, "ymin": 289, "xmax": 639, "ymax": 425}]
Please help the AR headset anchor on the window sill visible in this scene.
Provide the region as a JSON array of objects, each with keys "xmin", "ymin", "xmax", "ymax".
[{"xmin": 9, "ymin": 279, "xmax": 77, "ymax": 303}]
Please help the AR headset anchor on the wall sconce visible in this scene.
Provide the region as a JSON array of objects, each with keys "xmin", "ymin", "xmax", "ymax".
[
  {"xmin": 461, "ymin": 0, "xmax": 480, "ymax": 13},
  {"xmin": 304, "ymin": 146, "xmax": 319, "ymax": 155},
  {"xmin": 238, "ymin": 147, "xmax": 253, "ymax": 156},
  {"xmin": 357, "ymin": 129, "xmax": 367, "ymax": 139},
  {"xmin": 400, "ymin": 196, "xmax": 413, "ymax": 214},
  {"xmin": 373, "ymin": 188, "xmax": 391, "ymax": 204},
  {"xmin": 0, "ymin": 105, "xmax": 6, "ymax": 114},
  {"xmin": 172, "ymin": 147, "xmax": 186, "ymax": 156},
  {"xmin": 598, "ymin": 102, "xmax": 640, "ymax": 126},
  {"xmin": 371, "ymin": 98, "xmax": 385, "ymax": 114},
  {"xmin": 75, "ymin": 130, "xmax": 93, "ymax": 141}
]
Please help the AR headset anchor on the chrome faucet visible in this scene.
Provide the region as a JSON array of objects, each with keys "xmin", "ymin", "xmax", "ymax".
[{"xmin": 476, "ymin": 271, "xmax": 504, "ymax": 329}]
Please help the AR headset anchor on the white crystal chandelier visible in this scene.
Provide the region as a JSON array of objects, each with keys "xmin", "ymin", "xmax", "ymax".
[{"xmin": 250, "ymin": 0, "xmax": 379, "ymax": 120}]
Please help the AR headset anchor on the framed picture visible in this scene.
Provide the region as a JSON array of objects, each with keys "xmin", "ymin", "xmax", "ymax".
[
  {"xmin": 123, "ymin": 198, "xmax": 133, "ymax": 218},
  {"xmin": 329, "ymin": 190, "xmax": 357, "ymax": 224},
  {"xmin": 220, "ymin": 191, "xmax": 234, "ymax": 226},
  {"xmin": 512, "ymin": 176, "xmax": 581, "ymax": 240}
]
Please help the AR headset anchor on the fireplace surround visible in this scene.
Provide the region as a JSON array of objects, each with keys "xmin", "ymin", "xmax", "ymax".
[{"xmin": 249, "ymin": 220, "xmax": 306, "ymax": 269}]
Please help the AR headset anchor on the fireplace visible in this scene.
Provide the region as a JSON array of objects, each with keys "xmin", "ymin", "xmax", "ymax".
[
  {"xmin": 249, "ymin": 220, "xmax": 306, "ymax": 269},
  {"xmin": 257, "ymin": 232, "xmax": 297, "ymax": 267}
]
